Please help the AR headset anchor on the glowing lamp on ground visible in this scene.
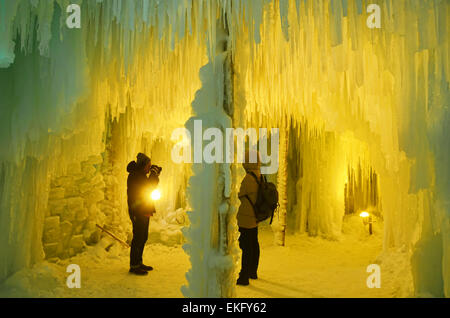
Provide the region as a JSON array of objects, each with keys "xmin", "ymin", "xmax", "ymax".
[
  {"xmin": 150, "ymin": 189, "xmax": 161, "ymax": 201},
  {"xmin": 359, "ymin": 211, "xmax": 373, "ymax": 235},
  {"xmin": 359, "ymin": 211, "xmax": 370, "ymax": 218}
]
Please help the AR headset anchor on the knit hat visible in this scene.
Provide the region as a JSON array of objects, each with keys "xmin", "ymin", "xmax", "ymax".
[
  {"xmin": 136, "ymin": 152, "xmax": 151, "ymax": 168},
  {"xmin": 243, "ymin": 149, "xmax": 261, "ymax": 172}
]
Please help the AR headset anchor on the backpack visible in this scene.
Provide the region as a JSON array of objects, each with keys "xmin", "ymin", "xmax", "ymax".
[{"xmin": 243, "ymin": 172, "xmax": 279, "ymax": 224}]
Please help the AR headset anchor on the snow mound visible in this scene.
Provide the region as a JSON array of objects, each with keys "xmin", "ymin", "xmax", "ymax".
[
  {"xmin": 0, "ymin": 263, "xmax": 65, "ymax": 298},
  {"xmin": 148, "ymin": 208, "xmax": 187, "ymax": 247}
]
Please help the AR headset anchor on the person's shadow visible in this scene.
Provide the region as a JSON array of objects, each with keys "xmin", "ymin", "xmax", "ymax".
[{"xmin": 247, "ymin": 278, "xmax": 323, "ymax": 298}]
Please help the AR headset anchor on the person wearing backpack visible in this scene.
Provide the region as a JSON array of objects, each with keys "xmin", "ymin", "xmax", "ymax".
[{"xmin": 236, "ymin": 150, "xmax": 262, "ymax": 286}]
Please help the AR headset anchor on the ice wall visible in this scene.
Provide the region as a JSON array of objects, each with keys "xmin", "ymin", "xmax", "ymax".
[
  {"xmin": 0, "ymin": 3, "xmax": 95, "ymax": 282},
  {"xmin": 235, "ymin": 0, "xmax": 449, "ymax": 296},
  {"xmin": 0, "ymin": 0, "xmax": 207, "ymax": 282},
  {"xmin": 43, "ymin": 155, "xmax": 105, "ymax": 260},
  {"xmin": 282, "ymin": 120, "xmax": 348, "ymax": 239}
]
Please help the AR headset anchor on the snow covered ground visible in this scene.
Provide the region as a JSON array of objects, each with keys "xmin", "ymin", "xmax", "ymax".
[
  {"xmin": 0, "ymin": 216, "xmax": 413, "ymax": 298},
  {"xmin": 237, "ymin": 218, "xmax": 414, "ymax": 298}
]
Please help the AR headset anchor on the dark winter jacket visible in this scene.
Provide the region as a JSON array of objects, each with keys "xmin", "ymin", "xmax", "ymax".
[{"xmin": 127, "ymin": 161, "xmax": 159, "ymax": 218}]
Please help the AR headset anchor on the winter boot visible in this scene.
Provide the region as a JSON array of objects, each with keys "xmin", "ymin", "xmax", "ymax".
[
  {"xmin": 140, "ymin": 264, "xmax": 153, "ymax": 271},
  {"xmin": 129, "ymin": 267, "xmax": 148, "ymax": 276},
  {"xmin": 249, "ymin": 273, "xmax": 258, "ymax": 279},
  {"xmin": 236, "ymin": 276, "xmax": 249, "ymax": 286}
]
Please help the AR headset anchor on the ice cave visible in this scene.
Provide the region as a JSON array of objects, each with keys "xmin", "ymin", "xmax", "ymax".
[{"xmin": 0, "ymin": 0, "xmax": 448, "ymax": 298}]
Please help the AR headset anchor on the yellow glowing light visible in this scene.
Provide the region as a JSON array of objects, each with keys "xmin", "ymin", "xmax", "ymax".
[
  {"xmin": 359, "ymin": 211, "xmax": 370, "ymax": 218},
  {"xmin": 150, "ymin": 189, "xmax": 161, "ymax": 201}
]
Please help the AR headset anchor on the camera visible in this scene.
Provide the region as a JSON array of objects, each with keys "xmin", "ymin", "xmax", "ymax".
[{"xmin": 150, "ymin": 165, "xmax": 162, "ymax": 175}]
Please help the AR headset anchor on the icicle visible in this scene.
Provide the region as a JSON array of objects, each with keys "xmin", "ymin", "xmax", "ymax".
[{"xmin": 0, "ymin": 0, "xmax": 20, "ymax": 67}]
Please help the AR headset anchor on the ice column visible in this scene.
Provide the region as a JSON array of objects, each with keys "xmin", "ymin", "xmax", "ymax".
[
  {"xmin": 181, "ymin": 14, "xmax": 237, "ymax": 298},
  {"xmin": 273, "ymin": 118, "xmax": 288, "ymax": 246}
]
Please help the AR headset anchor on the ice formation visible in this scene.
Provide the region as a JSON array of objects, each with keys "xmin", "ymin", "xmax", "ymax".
[{"xmin": 0, "ymin": 0, "xmax": 448, "ymax": 298}]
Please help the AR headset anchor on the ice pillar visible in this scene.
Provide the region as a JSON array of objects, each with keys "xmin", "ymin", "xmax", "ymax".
[
  {"xmin": 181, "ymin": 11, "xmax": 238, "ymax": 298},
  {"xmin": 273, "ymin": 118, "xmax": 288, "ymax": 246}
]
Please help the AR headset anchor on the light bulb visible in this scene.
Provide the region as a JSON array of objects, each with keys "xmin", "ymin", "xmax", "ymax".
[
  {"xmin": 359, "ymin": 211, "xmax": 370, "ymax": 218},
  {"xmin": 151, "ymin": 189, "xmax": 161, "ymax": 201}
]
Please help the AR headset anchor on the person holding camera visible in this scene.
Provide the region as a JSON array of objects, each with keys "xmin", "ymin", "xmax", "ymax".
[{"xmin": 126, "ymin": 152, "xmax": 162, "ymax": 275}]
